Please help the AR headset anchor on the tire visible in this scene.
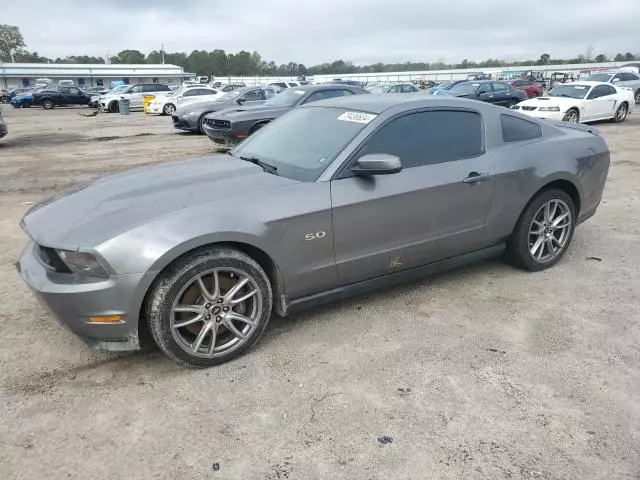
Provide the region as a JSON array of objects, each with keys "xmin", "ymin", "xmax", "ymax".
[
  {"xmin": 108, "ymin": 101, "xmax": 119, "ymax": 113},
  {"xmin": 562, "ymin": 109, "xmax": 579, "ymax": 123},
  {"xmin": 198, "ymin": 114, "xmax": 209, "ymax": 134},
  {"xmin": 0, "ymin": 96, "xmax": 9, "ymax": 104},
  {"xmin": 634, "ymin": 90, "xmax": 640, "ymax": 105},
  {"xmin": 612, "ymin": 103, "xmax": 628, "ymax": 123},
  {"xmin": 507, "ymin": 189, "xmax": 576, "ymax": 271},
  {"xmin": 163, "ymin": 103, "xmax": 175, "ymax": 115},
  {"xmin": 146, "ymin": 246, "xmax": 273, "ymax": 367},
  {"xmin": 42, "ymin": 99, "xmax": 54, "ymax": 110},
  {"xmin": 506, "ymin": 99, "xmax": 518, "ymax": 108}
]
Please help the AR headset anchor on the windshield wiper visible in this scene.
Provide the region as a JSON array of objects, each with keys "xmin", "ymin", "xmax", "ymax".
[{"xmin": 238, "ymin": 155, "xmax": 278, "ymax": 175}]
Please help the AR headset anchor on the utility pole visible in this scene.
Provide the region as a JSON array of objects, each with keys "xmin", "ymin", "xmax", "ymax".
[{"xmin": 161, "ymin": 44, "xmax": 165, "ymax": 64}]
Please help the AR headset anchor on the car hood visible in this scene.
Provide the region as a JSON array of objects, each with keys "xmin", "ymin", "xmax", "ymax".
[
  {"xmin": 207, "ymin": 105, "xmax": 291, "ymax": 121},
  {"xmin": 21, "ymin": 155, "xmax": 298, "ymax": 249},
  {"xmin": 518, "ymin": 96, "xmax": 581, "ymax": 107}
]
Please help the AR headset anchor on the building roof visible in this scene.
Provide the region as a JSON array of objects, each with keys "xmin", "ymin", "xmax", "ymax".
[{"xmin": 0, "ymin": 63, "xmax": 186, "ymax": 78}]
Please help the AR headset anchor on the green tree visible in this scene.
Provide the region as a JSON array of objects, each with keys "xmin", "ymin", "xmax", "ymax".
[
  {"xmin": 624, "ymin": 52, "xmax": 636, "ymax": 61},
  {"xmin": 595, "ymin": 54, "xmax": 607, "ymax": 63},
  {"xmin": 613, "ymin": 53, "xmax": 625, "ymax": 62},
  {"xmin": 111, "ymin": 49, "xmax": 145, "ymax": 64},
  {"xmin": 538, "ymin": 53, "xmax": 551, "ymax": 65},
  {"xmin": 0, "ymin": 24, "xmax": 26, "ymax": 62}
]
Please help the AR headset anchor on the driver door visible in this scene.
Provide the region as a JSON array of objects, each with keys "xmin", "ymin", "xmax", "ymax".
[
  {"xmin": 330, "ymin": 108, "xmax": 496, "ymax": 285},
  {"xmin": 583, "ymin": 85, "xmax": 617, "ymax": 119},
  {"xmin": 476, "ymin": 83, "xmax": 494, "ymax": 103}
]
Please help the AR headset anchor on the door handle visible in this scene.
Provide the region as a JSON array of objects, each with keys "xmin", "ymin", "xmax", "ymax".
[{"xmin": 463, "ymin": 172, "xmax": 491, "ymax": 184}]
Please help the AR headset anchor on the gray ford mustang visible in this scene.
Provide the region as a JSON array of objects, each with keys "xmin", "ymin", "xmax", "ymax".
[{"xmin": 18, "ymin": 96, "xmax": 609, "ymax": 367}]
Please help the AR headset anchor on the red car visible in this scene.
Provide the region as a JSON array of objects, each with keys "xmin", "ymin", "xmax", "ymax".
[{"xmin": 507, "ymin": 79, "xmax": 543, "ymax": 98}]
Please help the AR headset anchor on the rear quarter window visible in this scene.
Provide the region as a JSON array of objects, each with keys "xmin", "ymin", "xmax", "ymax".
[{"xmin": 501, "ymin": 114, "xmax": 542, "ymax": 142}]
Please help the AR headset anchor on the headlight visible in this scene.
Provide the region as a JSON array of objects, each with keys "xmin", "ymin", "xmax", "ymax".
[
  {"xmin": 56, "ymin": 250, "xmax": 108, "ymax": 277},
  {"xmin": 187, "ymin": 111, "xmax": 200, "ymax": 117},
  {"xmin": 539, "ymin": 106, "xmax": 560, "ymax": 112}
]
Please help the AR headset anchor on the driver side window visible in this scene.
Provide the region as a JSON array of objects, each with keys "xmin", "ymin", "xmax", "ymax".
[
  {"xmin": 129, "ymin": 85, "xmax": 143, "ymax": 94},
  {"xmin": 478, "ymin": 83, "xmax": 491, "ymax": 94},
  {"xmin": 243, "ymin": 90, "xmax": 261, "ymax": 101},
  {"xmin": 588, "ymin": 85, "xmax": 614, "ymax": 99}
]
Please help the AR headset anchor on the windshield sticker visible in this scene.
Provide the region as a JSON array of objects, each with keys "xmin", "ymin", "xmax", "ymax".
[
  {"xmin": 337, "ymin": 111, "xmax": 377, "ymax": 124},
  {"xmin": 294, "ymin": 90, "xmax": 305, "ymax": 94}
]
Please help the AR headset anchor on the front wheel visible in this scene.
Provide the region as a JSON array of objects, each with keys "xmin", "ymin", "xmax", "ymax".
[
  {"xmin": 146, "ymin": 247, "xmax": 273, "ymax": 367},
  {"xmin": 163, "ymin": 103, "xmax": 175, "ymax": 115},
  {"xmin": 42, "ymin": 99, "xmax": 54, "ymax": 110},
  {"xmin": 108, "ymin": 101, "xmax": 119, "ymax": 113},
  {"xmin": 507, "ymin": 189, "xmax": 576, "ymax": 272},
  {"xmin": 634, "ymin": 90, "xmax": 640, "ymax": 105},
  {"xmin": 0, "ymin": 96, "xmax": 9, "ymax": 104},
  {"xmin": 563, "ymin": 109, "xmax": 579, "ymax": 123}
]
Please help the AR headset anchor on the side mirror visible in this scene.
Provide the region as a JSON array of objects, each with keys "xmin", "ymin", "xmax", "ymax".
[
  {"xmin": 612, "ymin": 78, "xmax": 620, "ymax": 83},
  {"xmin": 236, "ymin": 97, "xmax": 246, "ymax": 104},
  {"xmin": 351, "ymin": 154, "xmax": 402, "ymax": 176}
]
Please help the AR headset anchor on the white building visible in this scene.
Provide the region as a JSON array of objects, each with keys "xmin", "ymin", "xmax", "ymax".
[{"xmin": 0, "ymin": 63, "xmax": 194, "ymax": 90}]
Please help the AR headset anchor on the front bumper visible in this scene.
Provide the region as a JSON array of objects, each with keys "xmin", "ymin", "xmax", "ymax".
[
  {"xmin": 515, "ymin": 108, "xmax": 565, "ymax": 122},
  {"xmin": 17, "ymin": 241, "xmax": 145, "ymax": 351},
  {"xmin": 172, "ymin": 114, "xmax": 198, "ymax": 131},
  {"xmin": 202, "ymin": 122, "xmax": 246, "ymax": 148},
  {"xmin": 146, "ymin": 103, "xmax": 163, "ymax": 114}
]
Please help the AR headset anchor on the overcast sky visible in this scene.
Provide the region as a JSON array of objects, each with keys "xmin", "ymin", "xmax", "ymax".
[{"xmin": 3, "ymin": 0, "xmax": 639, "ymax": 65}]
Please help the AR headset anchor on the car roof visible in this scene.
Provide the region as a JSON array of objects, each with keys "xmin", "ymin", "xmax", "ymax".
[
  {"xmin": 289, "ymin": 83, "xmax": 365, "ymax": 92},
  {"xmin": 305, "ymin": 94, "xmax": 483, "ymax": 114}
]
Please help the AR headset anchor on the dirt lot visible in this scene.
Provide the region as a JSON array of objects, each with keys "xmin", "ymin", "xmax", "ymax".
[{"xmin": 0, "ymin": 106, "xmax": 639, "ymax": 480}]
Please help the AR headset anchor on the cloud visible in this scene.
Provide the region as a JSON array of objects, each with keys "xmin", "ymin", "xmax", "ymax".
[{"xmin": 3, "ymin": 0, "xmax": 639, "ymax": 65}]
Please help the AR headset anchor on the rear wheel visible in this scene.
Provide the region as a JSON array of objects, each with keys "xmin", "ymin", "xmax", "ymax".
[
  {"xmin": 563, "ymin": 109, "xmax": 579, "ymax": 123},
  {"xmin": 613, "ymin": 103, "xmax": 628, "ymax": 123},
  {"xmin": 42, "ymin": 99, "xmax": 54, "ymax": 110},
  {"xmin": 108, "ymin": 101, "xmax": 119, "ymax": 113},
  {"xmin": 146, "ymin": 247, "xmax": 273, "ymax": 367},
  {"xmin": 0, "ymin": 96, "xmax": 8, "ymax": 104},
  {"xmin": 507, "ymin": 189, "xmax": 575, "ymax": 271},
  {"xmin": 634, "ymin": 89, "xmax": 640, "ymax": 105}
]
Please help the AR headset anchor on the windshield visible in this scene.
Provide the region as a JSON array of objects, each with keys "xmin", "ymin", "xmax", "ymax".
[
  {"xmin": 107, "ymin": 85, "xmax": 129, "ymax": 95},
  {"xmin": 436, "ymin": 81, "xmax": 454, "ymax": 90},
  {"xmin": 230, "ymin": 107, "xmax": 375, "ymax": 182},
  {"xmin": 264, "ymin": 88, "xmax": 306, "ymax": 107},
  {"xmin": 546, "ymin": 84, "xmax": 589, "ymax": 99},
  {"xmin": 587, "ymin": 73, "xmax": 613, "ymax": 82},
  {"xmin": 217, "ymin": 90, "xmax": 241, "ymax": 102},
  {"xmin": 367, "ymin": 85, "xmax": 388, "ymax": 94},
  {"xmin": 450, "ymin": 82, "xmax": 480, "ymax": 95}
]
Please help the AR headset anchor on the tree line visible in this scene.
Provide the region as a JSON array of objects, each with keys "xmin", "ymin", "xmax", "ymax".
[{"xmin": 1, "ymin": 24, "xmax": 638, "ymax": 78}]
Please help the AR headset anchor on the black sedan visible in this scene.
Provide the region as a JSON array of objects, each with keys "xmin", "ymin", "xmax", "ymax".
[
  {"xmin": 202, "ymin": 84, "xmax": 369, "ymax": 148},
  {"xmin": 33, "ymin": 86, "xmax": 92, "ymax": 109},
  {"xmin": 448, "ymin": 80, "xmax": 527, "ymax": 107}
]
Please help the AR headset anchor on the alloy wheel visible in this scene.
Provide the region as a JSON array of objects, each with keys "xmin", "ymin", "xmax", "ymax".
[
  {"xmin": 170, "ymin": 268, "xmax": 262, "ymax": 358},
  {"xmin": 565, "ymin": 111, "xmax": 578, "ymax": 123},
  {"xmin": 616, "ymin": 105, "xmax": 627, "ymax": 122},
  {"xmin": 528, "ymin": 199, "xmax": 572, "ymax": 263},
  {"xmin": 635, "ymin": 90, "xmax": 640, "ymax": 105}
]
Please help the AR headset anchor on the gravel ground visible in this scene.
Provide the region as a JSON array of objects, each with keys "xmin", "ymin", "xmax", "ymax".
[{"xmin": 0, "ymin": 106, "xmax": 639, "ymax": 480}]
